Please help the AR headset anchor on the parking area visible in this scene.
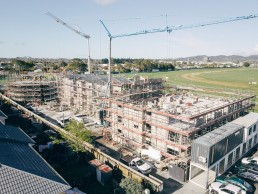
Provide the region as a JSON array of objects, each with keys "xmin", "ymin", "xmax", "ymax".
[{"xmin": 209, "ymin": 146, "xmax": 258, "ymax": 194}]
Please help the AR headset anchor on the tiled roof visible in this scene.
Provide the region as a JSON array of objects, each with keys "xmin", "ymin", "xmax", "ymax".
[
  {"xmin": 0, "ymin": 141, "xmax": 68, "ymax": 185},
  {"xmin": 0, "ymin": 124, "xmax": 35, "ymax": 144},
  {"xmin": 0, "ymin": 124, "xmax": 71, "ymax": 193},
  {"xmin": 0, "ymin": 164, "xmax": 70, "ymax": 194}
]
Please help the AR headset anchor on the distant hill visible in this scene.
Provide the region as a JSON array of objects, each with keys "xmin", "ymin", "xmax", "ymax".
[{"xmin": 175, "ymin": 55, "xmax": 258, "ymax": 62}]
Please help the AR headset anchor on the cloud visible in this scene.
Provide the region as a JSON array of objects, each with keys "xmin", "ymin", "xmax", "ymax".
[
  {"xmin": 0, "ymin": 41, "xmax": 4, "ymax": 44},
  {"xmin": 95, "ymin": 0, "xmax": 119, "ymax": 6}
]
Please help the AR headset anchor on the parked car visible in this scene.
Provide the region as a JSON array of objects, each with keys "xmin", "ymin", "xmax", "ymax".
[
  {"xmin": 209, "ymin": 182, "xmax": 246, "ymax": 194},
  {"xmin": 216, "ymin": 175, "xmax": 254, "ymax": 193},
  {"xmin": 120, "ymin": 155, "xmax": 134, "ymax": 166},
  {"xmin": 130, "ymin": 157, "xmax": 152, "ymax": 175},
  {"xmin": 232, "ymin": 163, "xmax": 258, "ymax": 175},
  {"xmin": 243, "ymin": 163, "xmax": 258, "ymax": 172},
  {"xmin": 237, "ymin": 169, "xmax": 258, "ymax": 183},
  {"xmin": 120, "ymin": 155, "xmax": 152, "ymax": 175},
  {"xmin": 242, "ymin": 156, "xmax": 258, "ymax": 165}
]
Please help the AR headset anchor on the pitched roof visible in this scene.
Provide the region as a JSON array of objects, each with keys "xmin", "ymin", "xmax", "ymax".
[
  {"xmin": 0, "ymin": 164, "xmax": 71, "ymax": 194},
  {"xmin": 0, "ymin": 124, "xmax": 71, "ymax": 193},
  {"xmin": 0, "ymin": 124, "xmax": 35, "ymax": 144},
  {"xmin": 0, "ymin": 110, "xmax": 7, "ymax": 118}
]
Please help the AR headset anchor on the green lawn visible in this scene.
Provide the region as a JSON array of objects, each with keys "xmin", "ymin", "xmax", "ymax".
[{"xmin": 120, "ymin": 68, "xmax": 258, "ymax": 111}]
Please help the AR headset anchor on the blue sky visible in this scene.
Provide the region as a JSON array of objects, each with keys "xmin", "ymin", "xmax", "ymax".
[{"xmin": 1, "ymin": 0, "xmax": 258, "ymax": 59}]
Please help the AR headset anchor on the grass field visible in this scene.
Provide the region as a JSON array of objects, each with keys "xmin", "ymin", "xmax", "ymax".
[{"xmin": 121, "ymin": 68, "xmax": 258, "ymax": 112}]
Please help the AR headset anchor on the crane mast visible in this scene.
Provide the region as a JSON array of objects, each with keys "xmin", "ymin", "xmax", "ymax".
[{"xmin": 46, "ymin": 12, "xmax": 92, "ymax": 74}]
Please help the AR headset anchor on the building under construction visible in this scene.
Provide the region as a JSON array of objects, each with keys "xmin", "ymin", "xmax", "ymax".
[
  {"xmin": 5, "ymin": 74, "xmax": 58, "ymax": 104},
  {"xmin": 4, "ymin": 72, "xmax": 256, "ymax": 182},
  {"xmin": 57, "ymin": 74, "xmax": 163, "ymax": 123},
  {"xmin": 104, "ymin": 87, "xmax": 256, "ymax": 181}
]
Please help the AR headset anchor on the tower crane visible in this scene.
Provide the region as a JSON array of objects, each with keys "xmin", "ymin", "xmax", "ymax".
[
  {"xmin": 100, "ymin": 13, "xmax": 258, "ymax": 97},
  {"xmin": 46, "ymin": 12, "xmax": 92, "ymax": 74}
]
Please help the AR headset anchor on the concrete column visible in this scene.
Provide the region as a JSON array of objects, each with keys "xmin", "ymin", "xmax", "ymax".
[
  {"xmin": 239, "ymin": 143, "xmax": 243, "ymax": 157},
  {"xmin": 224, "ymin": 155, "xmax": 228, "ymax": 172},
  {"xmin": 205, "ymin": 168, "xmax": 210, "ymax": 189}
]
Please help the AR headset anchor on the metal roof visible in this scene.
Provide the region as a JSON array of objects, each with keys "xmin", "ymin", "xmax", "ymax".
[
  {"xmin": 0, "ymin": 124, "xmax": 35, "ymax": 144},
  {"xmin": 0, "ymin": 110, "xmax": 7, "ymax": 118},
  {"xmin": 231, "ymin": 112, "xmax": 258, "ymax": 128},
  {"xmin": 88, "ymin": 159, "xmax": 103, "ymax": 167},
  {"xmin": 242, "ymin": 112, "xmax": 258, "ymax": 121},
  {"xmin": 192, "ymin": 122, "xmax": 244, "ymax": 147}
]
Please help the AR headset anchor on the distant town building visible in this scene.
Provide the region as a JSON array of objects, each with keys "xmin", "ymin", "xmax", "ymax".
[{"xmin": 203, "ymin": 56, "xmax": 210, "ymax": 63}]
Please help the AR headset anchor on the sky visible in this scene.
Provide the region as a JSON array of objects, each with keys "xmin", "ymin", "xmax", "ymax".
[{"xmin": 1, "ymin": 0, "xmax": 258, "ymax": 59}]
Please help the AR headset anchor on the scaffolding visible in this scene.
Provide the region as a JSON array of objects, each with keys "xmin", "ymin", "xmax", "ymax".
[
  {"xmin": 6, "ymin": 74, "xmax": 58, "ymax": 104},
  {"xmin": 103, "ymin": 86, "xmax": 256, "ymax": 172}
]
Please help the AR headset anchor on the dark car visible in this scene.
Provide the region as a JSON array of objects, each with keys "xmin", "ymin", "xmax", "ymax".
[
  {"xmin": 120, "ymin": 155, "xmax": 134, "ymax": 166},
  {"xmin": 233, "ymin": 164, "xmax": 258, "ymax": 174},
  {"xmin": 216, "ymin": 175, "xmax": 254, "ymax": 193},
  {"xmin": 237, "ymin": 169, "xmax": 258, "ymax": 183}
]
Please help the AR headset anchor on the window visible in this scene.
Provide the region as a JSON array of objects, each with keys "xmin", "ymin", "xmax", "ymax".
[
  {"xmin": 221, "ymin": 189, "xmax": 233, "ymax": 194},
  {"xmin": 117, "ymin": 129, "xmax": 122, "ymax": 133},
  {"xmin": 134, "ymin": 125, "xmax": 138, "ymax": 129},
  {"xmin": 117, "ymin": 116, "xmax": 122, "ymax": 122},
  {"xmin": 145, "ymin": 123, "xmax": 151, "ymax": 130},
  {"xmin": 242, "ymin": 143, "xmax": 246, "ymax": 154},
  {"xmin": 249, "ymin": 127, "xmax": 252, "ymax": 135},
  {"xmin": 167, "ymin": 147, "xmax": 179, "ymax": 156},
  {"xmin": 249, "ymin": 138, "xmax": 252, "ymax": 150},
  {"xmin": 146, "ymin": 111, "xmax": 152, "ymax": 116},
  {"xmin": 253, "ymin": 124, "xmax": 257, "ymax": 133}
]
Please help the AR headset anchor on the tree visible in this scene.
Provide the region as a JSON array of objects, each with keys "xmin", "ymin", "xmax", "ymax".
[
  {"xmin": 59, "ymin": 61, "xmax": 68, "ymax": 67},
  {"xmin": 12, "ymin": 59, "xmax": 35, "ymax": 71},
  {"xmin": 119, "ymin": 177, "xmax": 145, "ymax": 194},
  {"xmin": 67, "ymin": 58, "xmax": 87, "ymax": 73},
  {"xmin": 65, "ymin": 119, "xmax": 93, "ymax": 144},
  {"xmin": 243, "ymin": 62, "xmax": 250, "ymax": 67},
  {"xmin": 101, "ymin": 58, "xmax": 109, "ymax": 64}
]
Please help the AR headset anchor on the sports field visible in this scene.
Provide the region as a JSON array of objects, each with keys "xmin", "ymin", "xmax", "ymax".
[{"xmin": 124, "ymin": 68, "xmax": 258, "ymax": 111}]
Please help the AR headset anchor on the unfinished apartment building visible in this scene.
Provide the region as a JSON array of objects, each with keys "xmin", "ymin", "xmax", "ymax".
[
  {"xmin": 57, "ymin": 74, "xmax": 163, "ymax": 123},
  {"xmin": 104, "ymin": 89, "xmax": 256, "ymax": 180},
  {"xmin": 6, "ymin": 74, "xmax": 58, "ymax": 104}
]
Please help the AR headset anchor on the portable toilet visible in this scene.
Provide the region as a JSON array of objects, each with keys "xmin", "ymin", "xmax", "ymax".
[
  {"xmin": 88, "ymin": 159, "xmax": 104, "ymax": 177},
  {"xmin": 96, "ymin": 164, "xmax": 112, "ymax": 186}
]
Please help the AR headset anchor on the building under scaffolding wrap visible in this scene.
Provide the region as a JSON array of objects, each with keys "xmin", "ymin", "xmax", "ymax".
[
  {"xmin": 104, "ymin": 89, "xmax": 256, "ymax": 182},
  {"xmin": 57, "ymin": 74, "xmax": 163, "ymax": 123},
  {"xmin": 5, "ymin": 74, "xmax": 58, "ymax": 104}
]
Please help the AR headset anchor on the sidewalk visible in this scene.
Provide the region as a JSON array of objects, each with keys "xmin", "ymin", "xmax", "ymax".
[{"xmin": 173, "ymin": 181, "xmax": 208, "ymax": 194}]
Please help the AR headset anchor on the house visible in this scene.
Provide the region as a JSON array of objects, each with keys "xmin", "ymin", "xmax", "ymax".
[{"xmin": 0, "ymin": 124, "xmax": 71, "ymax": 193}]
